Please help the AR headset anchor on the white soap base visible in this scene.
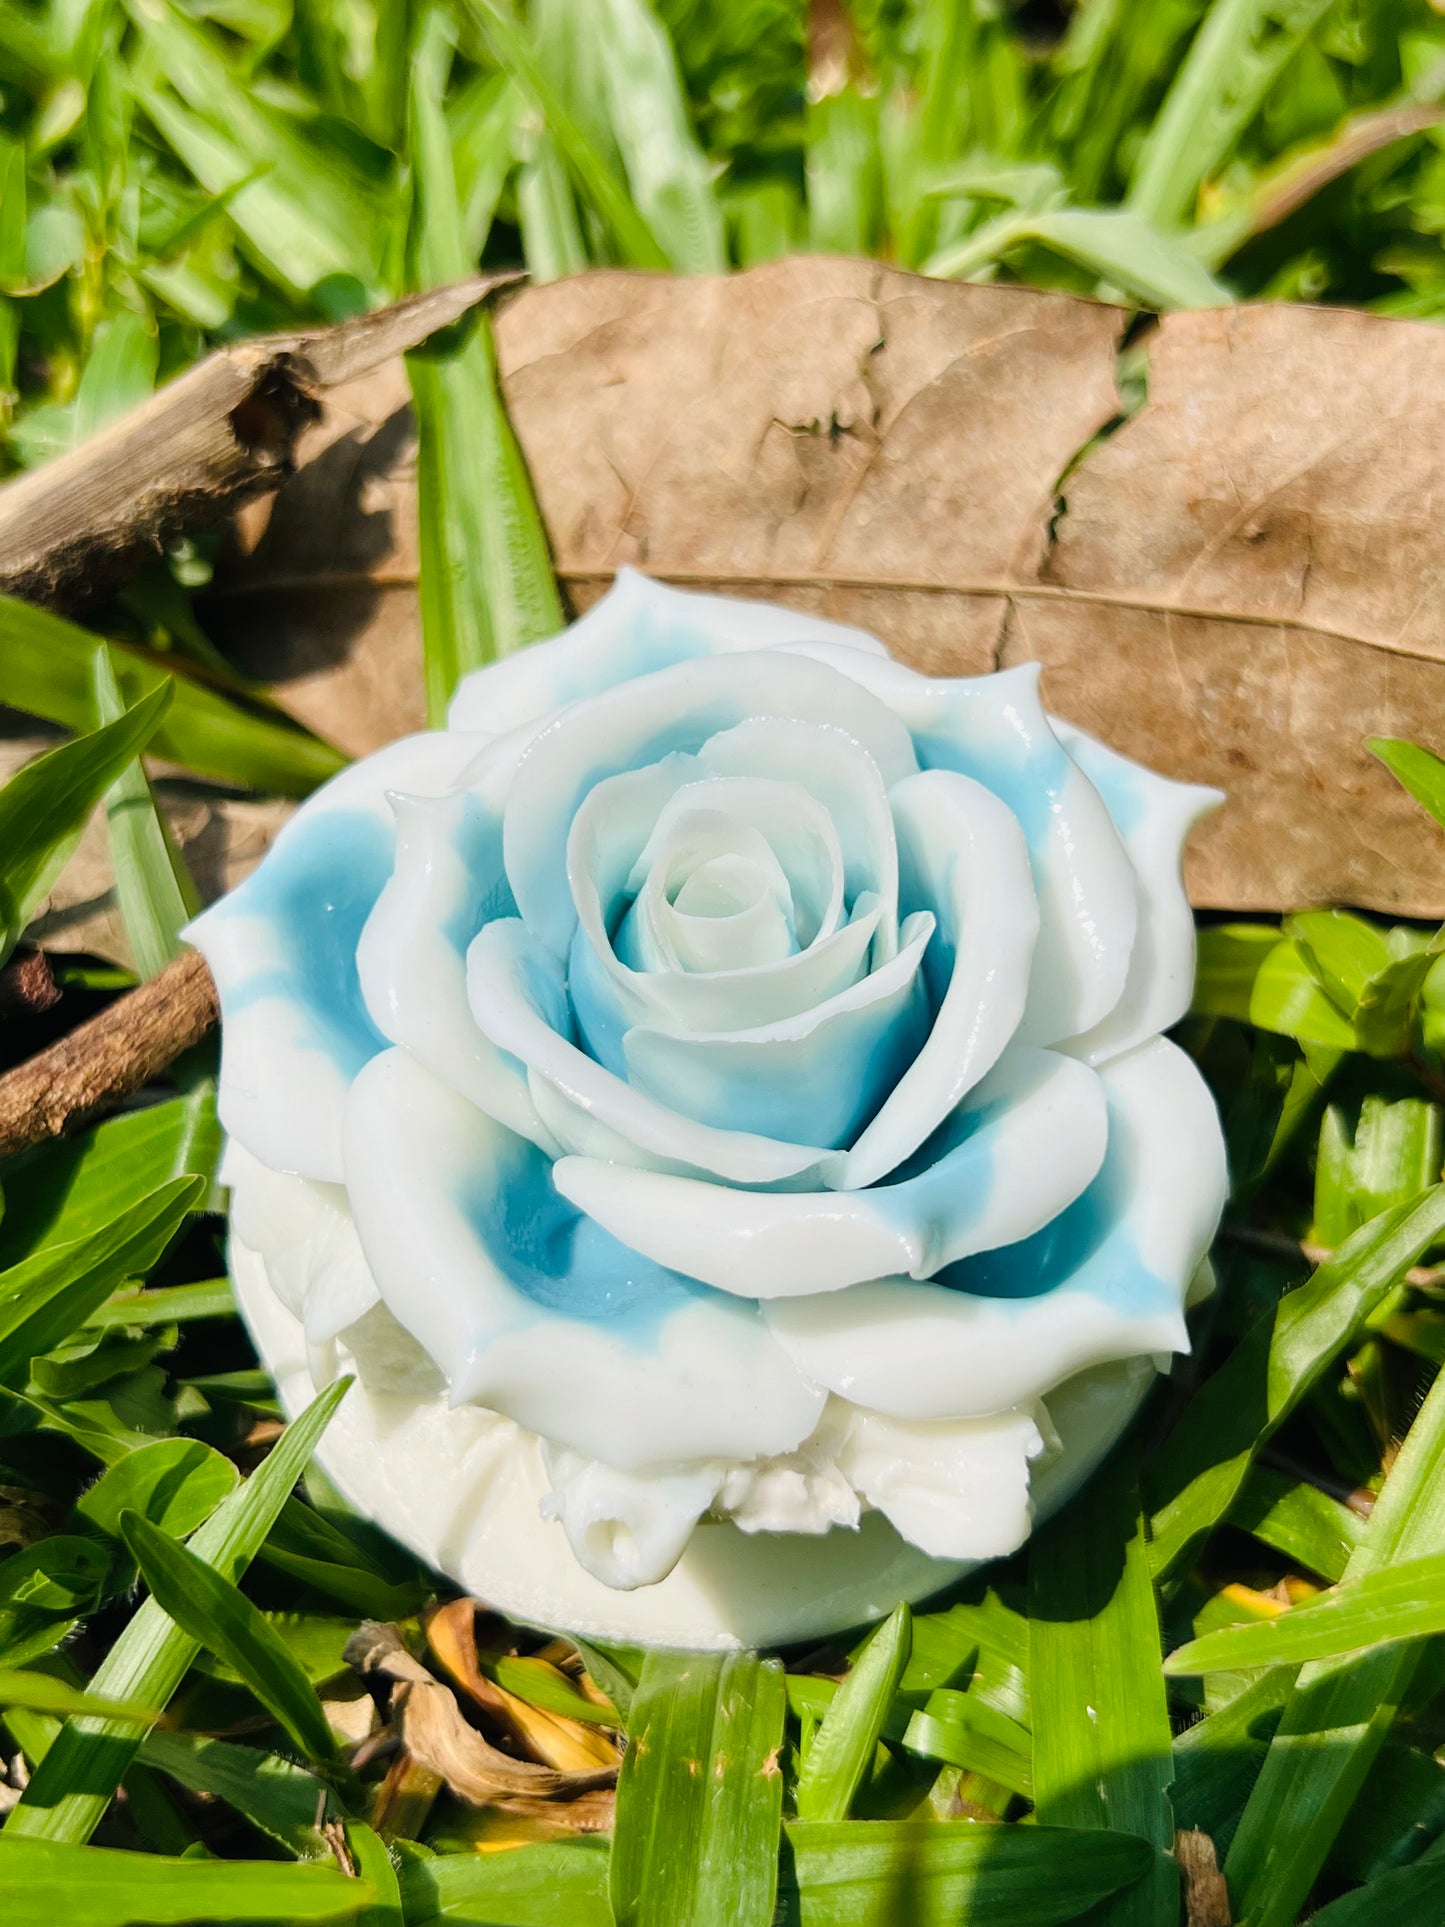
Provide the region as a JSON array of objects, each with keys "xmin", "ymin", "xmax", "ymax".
[{"xmin": 232, "ymin": 1229, "xmax": 1155, "ymax": 1650}]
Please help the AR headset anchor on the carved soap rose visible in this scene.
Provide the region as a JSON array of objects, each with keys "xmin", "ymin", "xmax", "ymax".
[{"xmin": 194, "ymin": 573, "xmax": 1228, "ymax": 1648}]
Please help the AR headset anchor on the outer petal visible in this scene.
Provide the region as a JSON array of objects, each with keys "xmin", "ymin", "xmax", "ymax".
[
  {"xmin": 837, "ymin": 1406, "xmax": 1045, "ymax": 1561},
  {"xmin": 186, "ymin": 730, "xmax": 485, "ymax": 1182},
  {"xmin": 466, "ymin": 916, "xmax": 835, "ymax": 1184},
  {"xmin": 1053, "ymin": 724, "xmax": 1222, "ymax": 1064},
  {"xmin": 447, "ymin": 566, "xmax": 888, "ymax": 736},
  {"xmin": 503, "ymin": 650, "xmax": 917, "ymax": 957},
  {"xmin": 821, "ymin": 769, "xmax": 1039, "ymax": 1188},
  {"xmin": 224, "ymin": 1140, "xmax": 379, "ymax": 1344},
  {"xmin": 554, "ymin": 1048, "xmax": 1108, "ymax": 1298},
  {"xmin": 342, "ymin": 1048, "xmax": 825, "ymax": 1470},
  {"xmin": 764, "ymin": 1036, "xmax": 1228, "ymax": 1418},
  {"xmin": 784, "ymin": 649, "xmax": 1140, "ymax": 1045},
  {"xmin": 355, "ymin": 790, "xmax": 556, "ymax": 1151}
]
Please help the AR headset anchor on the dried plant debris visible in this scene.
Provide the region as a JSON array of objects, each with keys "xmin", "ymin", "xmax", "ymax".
[{"xmin": 347, "ymin": 1620, "xmax": 616, "ymax": 1831}]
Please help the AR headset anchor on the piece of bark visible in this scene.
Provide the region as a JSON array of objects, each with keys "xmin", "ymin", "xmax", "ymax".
[
  {"xmin": 205, "ymin": 258, "xmax": 1445, "ymax": 916},
  {"xmin": 0, "ymin": 274, "xmax": 523, "ymax": 611},
  {"xmin": 0, "ymin": 948, "xmax": 217, "ymax": 1159},
  {"xmin": 1176, "ymin": 1829, "xmax": 1232, "ymax": 1926},
  {"xmin": 0, "ymin": 950, "xmax": 60, "ymax": 1021}
]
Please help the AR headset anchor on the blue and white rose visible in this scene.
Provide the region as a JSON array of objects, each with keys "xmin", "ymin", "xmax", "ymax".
[{"xmin": 193, "ymin": 572, "xmax": 1227, "ymax": 1602}]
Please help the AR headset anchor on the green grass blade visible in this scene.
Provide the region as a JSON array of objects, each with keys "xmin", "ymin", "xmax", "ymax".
[
  {"xmin": 1128, "ymin": 0, "xmax": 1335, "ymax": 229},
  {"xmin": 346, "ymin": 1821, "xmax": 404, "ymax": 1926},
  {"xmin": 611, "ymin": 1649, "xmax": 786, "ymax": 1927},
  {"xmin": 1224, "ymin": 1360, "xmax": 1445, "ymax": 1925},
  {"xmin": 1305, "ymin": 1849, "xmax": 1445, "ymax": 1927},
  {"xmin": 91, "ymin": 645, "xmax": 199, "ymax": 979},
  {"xmin": 927, "ymin": 206, "xmax": 1230, "ymax": 309},
  {"xmin": 0, "ymin": 1836, "xmax": 372, "ymax": 1925},
  {"xmin": 1225, "ymin": 1465, "xmax": 1365, "ymax": 1582},
  {"xmin": 140, "ymin": 1730, "xmax": 341, "ymax": 1855},
  {"xmin": 119, "ymin": 1506, "xmax": 341, "ymax": 1761},
  {"xmin": 76, "ymin": 1437, "xmax": 238, "ymax": 1542},
  {"xmin": 86, "ymin": 1278, "xmax": 235, "ymax": 1328},
  {"xmin": 1029, "ymin": 1457, "xmax": 1175, "ymax": 1925},
  {"xmin": 580, "ymin": 0, "xmax": 724, "ymax": 272},
  {"xmin": 406, "ymin": 18, "xmax": 563, "ymax": 724},
  {"xmin": 0, "ymin": 1178, "xmax": 200, "ymax": 1386},
  {"xmin": 0, "ymin": 1672, "xmax": 160, "ymax": 1724},
  {"xmin": 0, "ymin": 679, "xmax": 171, "ymax": 965},
  {"xmin": 5, "ymin": 1376, "xmax": 351, "ymax": 1841},
  {"xmin": 0, "ymin": 596, "xmax": 346, "ymax": 796},
  {"xmin": 1168, "ymin": 1550, "xmax": 1445, "ymax": 1673},
  {"xmin": 515, "ymin": 130, "xmax": 589, "ymax": 282},
  {"xmin": 399, "ymin": 1839, "xmax": 612, "ymax": 1926},
  {"xmin": 490, "ymin": 1652, "xmax": 619, "ymax": 1727},
  {"xmin": 1370, "ymin": 737, "xmax": 1445, "ymax": 831},
  {"xmin": 125, "ymin": 0, "xmax": 385, "ymax": 302},
  {"xmin": 1148, "ymin": 1186, "xmax": 1445, "ymax": 1580},
  {"xmin": 73, "ymin": 312, "xmax": 157, "ymax": 445},
  {"xmin": 902, "ymin": 1689, "xmax": 1034, "ymax": 1801},
  {"xmin": 0, "ymin": 1090, "xmax": 220, "ymax": 1268},
  {"xmin": 795, "ymin": 1603, "xmax": 911, "ymax": 1824},
  {"xmin": 782, "ymin": 1820, "xmax": 1153, "ymax": 1925},
  {"xmin": 466, "ymin": 0, "xmax": 668, "ymax": 268},
  {"xmin": 1170, "ymin": 1666, "xmax": 1295, "ymax": 1843}
]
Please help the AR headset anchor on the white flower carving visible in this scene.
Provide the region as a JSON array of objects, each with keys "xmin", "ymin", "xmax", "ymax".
[{"xmin": 192, "ymin": 572, "xmax": 1228, "ymax": 1646}]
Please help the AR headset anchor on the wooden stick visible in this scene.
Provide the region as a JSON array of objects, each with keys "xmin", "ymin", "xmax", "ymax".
[
  {"xmin": 0, "ymin": 950, "xmax": 218, "ymax": 1160},
  {"xmin": 0, "ymin": 273, "xmax": 524, "ymax": 611}
]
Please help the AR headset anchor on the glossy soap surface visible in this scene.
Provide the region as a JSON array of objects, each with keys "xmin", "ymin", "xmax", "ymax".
[{"xmin": 192, "ymin": 572, "xmax": 1228, "ymax": 1641}]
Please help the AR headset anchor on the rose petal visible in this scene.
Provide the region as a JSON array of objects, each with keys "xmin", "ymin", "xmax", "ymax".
[
  {"xmin": 567, "ymin": 756, "xmax": 881, "ymax": 1049},
  {"xmin": 447, "ymin": 565, "xmax": 889, "ymax": 737},
  {"xmin": 820, "ymin": 768, "xmax": 1039, "ymax": 1188},
  {"xmin": 553, "ymin": 1047, "xmax": 1106, "ymax": 1297},
  {"xmin": 186, "ymin": 730, "xmax": 485, "ymax": 1181},
  {"xmin": 837, "ymin": 1406, "xmax": 1045, "ymax": 1561},
  {"xmin": 1053, "ymin": 724, "xmax": 1222, "ymax": 1064},
  {"xmin": 355, "ymin": 789, "xmax": 557, "ymax": 1150},
  {"xmin": 466, "ymin": 917, "xmax": 834, "ymax": 1184},
  {"xmin": 763, "ymin": 1036, "xmax": 1227, "ymax": 1418},
  {"xmin": 342, "ymin": 1047, "xmax": 825, "ymax": 1469},
  {"xmin": 698, "ymin": 716, "xmax": 901, "ymax": 957},
  {"xmin": 624, "ymin": 775, "xmax": 844, "ymax": 954},
  {"xmin": 784, "ymin": 649, "xmax": 1140, "ymax": 1046},
  {"xmin": 621, "ymin": 912, "xmax": 934, "ymax": 1148},
  {"xmin": 504, "ymin": 649, "xmax": 917, "ymax": 957}
]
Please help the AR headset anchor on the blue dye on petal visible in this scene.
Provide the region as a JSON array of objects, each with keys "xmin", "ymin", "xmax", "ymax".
[
  {"xmin": 567, "ymin": 922, "xmax": 632, "ymax": 1077},
  {"xmin": 623, "ymin": 965, "xmax": 929, "ymax": 1149},
  {"xmin": 1064, "ymin": 741, "xmax": 1147, "ymax": 838},
  {"xmin": 223, "ymin": 808, "xmax": 391, "ymax": 1075},
  {"xmin": 440, "ymin": 795, "xmax": 517, "ymax": 955},
  {"xmin": 456, "ymin": 1131, "xmax": 714, "ymax": 1342},
  {"xmin": 938, "ymin": 1165, "xmax": 1172, "ymax": 1319},
  {"xmin": 913, "ymin": 726, "xmax": 1065, "ymax": 852}
]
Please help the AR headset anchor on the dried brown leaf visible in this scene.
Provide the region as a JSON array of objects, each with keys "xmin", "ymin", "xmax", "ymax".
[
  {"xmin": 348, "ymin": 1619, "xmax": 616, "ymax": 1828},
  {"xmin": 425, "ymin": 1599, "xmax": 618, "ymax": 1774},
  {"xmin": 396, "ymin": 1677, "xmax": 614, "ymax": 1807},
  {"xmin": 207, "ymin": 259, "xmax": 1445, "ymax": 915}
]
